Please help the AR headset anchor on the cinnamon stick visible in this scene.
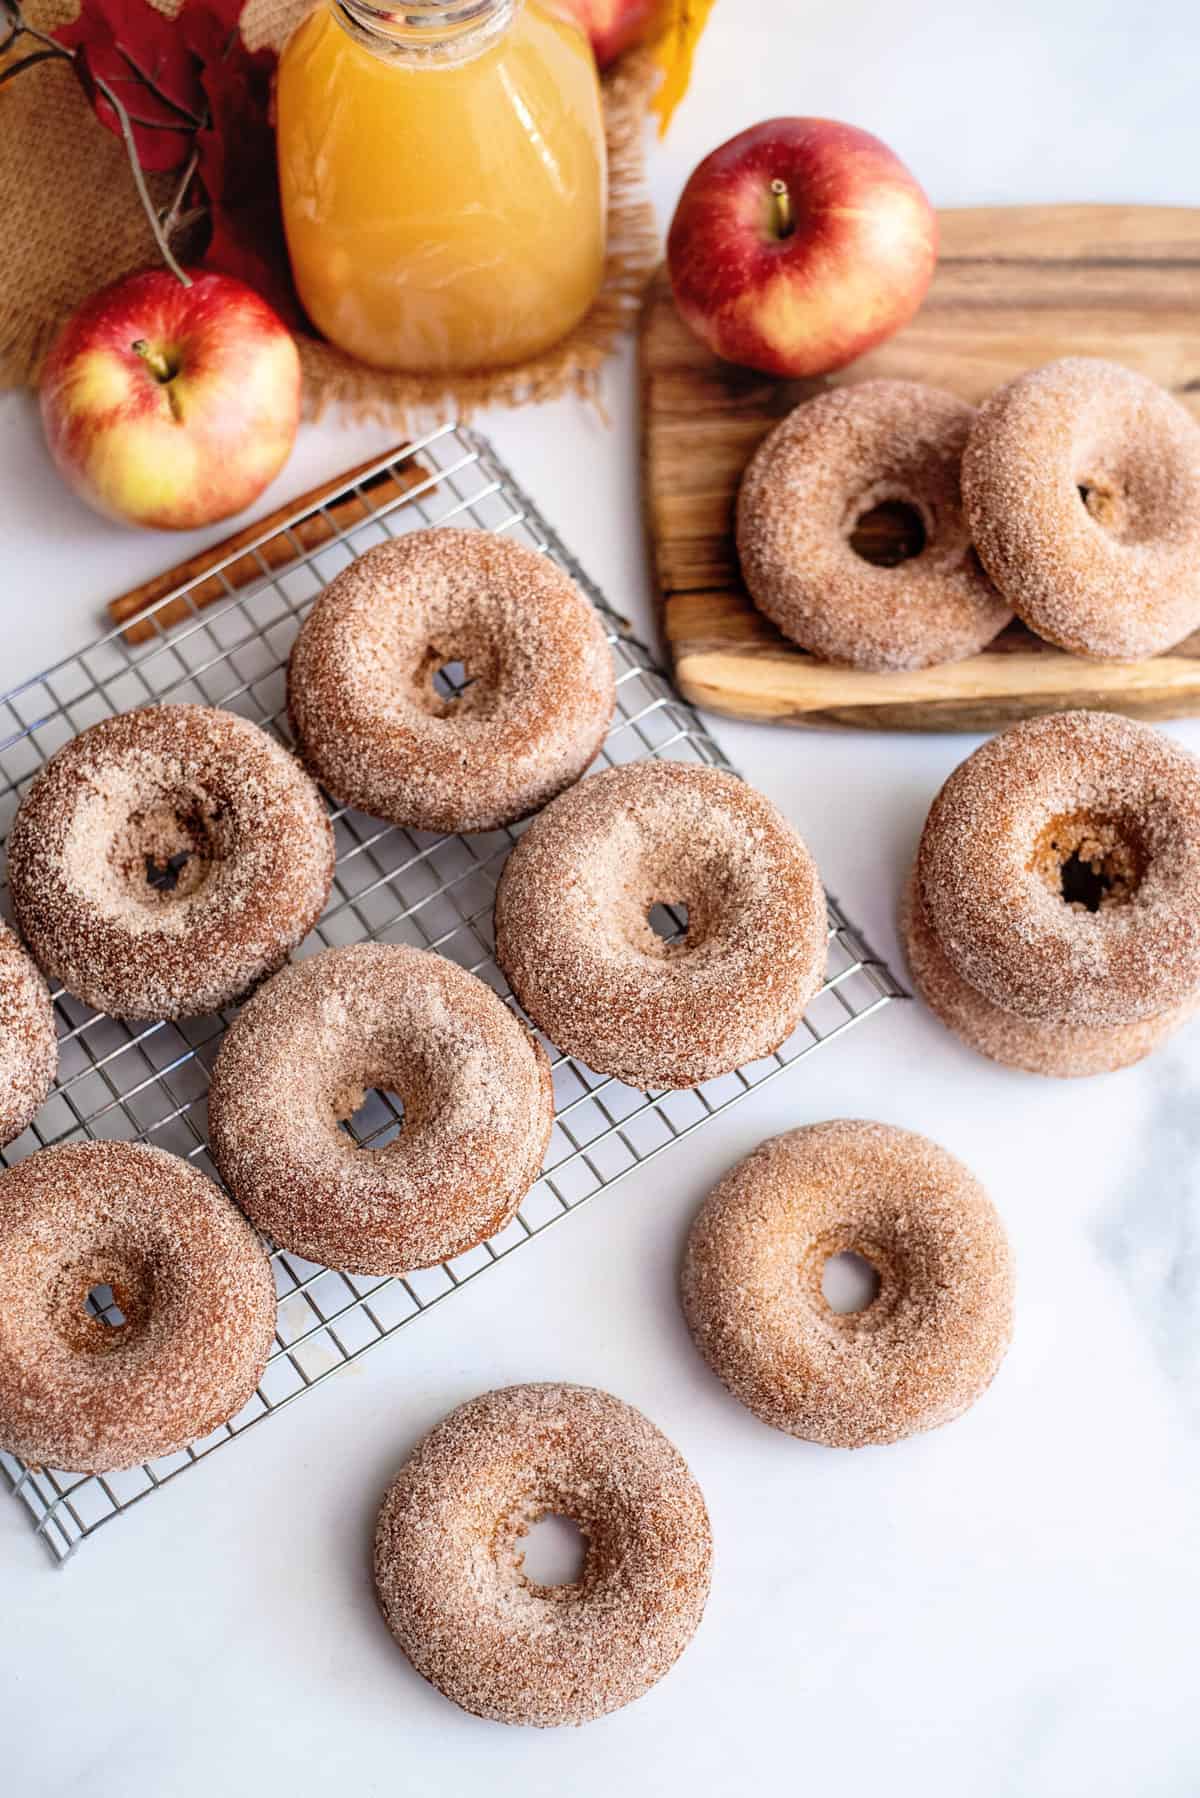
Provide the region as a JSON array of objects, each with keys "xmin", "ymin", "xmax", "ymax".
[{"xmin": 107, "ymin": 447, "xmax": 431, "ymax": 646}]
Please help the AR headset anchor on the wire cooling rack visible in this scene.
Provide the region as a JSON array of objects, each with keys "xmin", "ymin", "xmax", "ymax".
[{"xmin": 0, "ymin": 423, "xmax": 904, "ymax": 1564}]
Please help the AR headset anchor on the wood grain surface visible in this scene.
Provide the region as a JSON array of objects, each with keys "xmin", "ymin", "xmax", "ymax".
[{"xmin": 640, "ymin": 204, "xmax": 1200, "ymax": 730}]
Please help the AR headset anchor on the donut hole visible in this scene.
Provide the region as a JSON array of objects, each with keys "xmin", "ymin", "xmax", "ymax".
[
  {"xmin": 802, "ymin": 1232, "xmax": 899, "ymax": 1331},
  {"xmin": 51, "ymin": 1252, "xmax": 153, "ymax": 1353},
  {"xmin": 1075, "ymin": 468, "xmax": 1143, "ymax": 541},
  {"xmin": 1074, "ymin": 447, "xmax": 1165, "ymax": 544},
  {"xmin": 821, "ymin": 1251, "xmax": 881, "ymax": 1315},
  {"xmin": 431, "ymin": 659, "xmax": 471, "ymax": 702},
  {"xmin": 849, "ymin": 498, "xmax": 928, "ymax": 567},
  {"xmin": 519, "ymin": 1512, "xmax": 589, "ymax": 1590},
  {"xmin": 1077, "ymin": 480, "xmax": 1122, "ymax": 528},
  {"xmin": 1032, "ymin": 812, "xmax": 1146, "ymax": 913},
  {"xmin": 337, "ymin": 1082, "xmax": 407, "ymax": 1149},
  {"xmin": 110, "ymin": 797, "xmax": 224, "ymax": 909},
  {"xmin": 647, "ymin": 901, "xmax": 690, "ymax": 946},
  {"xmin": 84, "ymin": 1282, "xmax": 127, "ymax": 1328},
  {"xmin": 409, "ymin": 639, "xmax": 492, "ymax": 720}
]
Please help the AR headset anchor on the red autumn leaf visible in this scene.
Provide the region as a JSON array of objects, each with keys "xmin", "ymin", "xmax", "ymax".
[
  {"xmin": 54, "ymin": 0, "xmax": 301, "ymax": 327},
  {"xmin": 194, "ymin": 41, "xmax": 304, "ymax": 328},
  {"xmin": 56, "ymin": 0, "xmax": 205, "ymax": 170}
]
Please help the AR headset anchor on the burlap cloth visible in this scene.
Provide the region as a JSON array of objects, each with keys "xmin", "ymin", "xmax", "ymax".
[{"xmin": 0, "ymin": 0, "xmax": 660, "ymax": 422}]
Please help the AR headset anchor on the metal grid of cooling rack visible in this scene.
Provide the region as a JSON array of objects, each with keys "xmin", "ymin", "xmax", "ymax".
[{"xmin": 0, "ymin": 422, "xmax": 905, "ymax": 1564}]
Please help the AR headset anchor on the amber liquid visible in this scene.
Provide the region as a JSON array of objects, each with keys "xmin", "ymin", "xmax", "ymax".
[{"xmin": 276, "ymin": 1, "xmax": 608, "ymax": 373}]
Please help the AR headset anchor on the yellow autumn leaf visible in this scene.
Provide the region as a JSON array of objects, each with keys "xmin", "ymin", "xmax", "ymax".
[{"xmin": 649, "ymin": 0, "xmax": 716, "ymax": 136}]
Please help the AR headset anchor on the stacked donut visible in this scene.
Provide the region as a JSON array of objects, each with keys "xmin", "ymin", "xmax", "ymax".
[
  {"xmin": 906, "ymin": 710, "xmax": 1200, "ymax": 1076},
  {"xmin": 737, "ymin": 357, "xmax": 1200, "ymax": 671}
]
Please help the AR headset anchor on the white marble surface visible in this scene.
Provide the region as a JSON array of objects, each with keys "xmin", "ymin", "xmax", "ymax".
[{"xmin": 2, "ymin": 1, "xmax": 1199, "ymax": 1792}]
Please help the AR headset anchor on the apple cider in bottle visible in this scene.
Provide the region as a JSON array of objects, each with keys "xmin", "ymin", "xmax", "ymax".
[{"xmin": 275, "ymin": 0, "xmax": 608, "ymax": 373}]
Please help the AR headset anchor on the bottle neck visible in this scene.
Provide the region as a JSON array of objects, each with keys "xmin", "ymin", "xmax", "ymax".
[{"xmin": 331, "ymin": 0, "xmax": 518, "ymax": 63}]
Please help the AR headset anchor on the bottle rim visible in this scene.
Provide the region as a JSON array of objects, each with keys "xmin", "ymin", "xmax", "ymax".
[{"xmin": 332, "ymin": 0, "xmax": 517, "ymax": 60}]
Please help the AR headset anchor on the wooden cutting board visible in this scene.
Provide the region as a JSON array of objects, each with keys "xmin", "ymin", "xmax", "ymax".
[{"xmin": 639, "ymin": 204, "xmax": 1200, "ymax": 730}]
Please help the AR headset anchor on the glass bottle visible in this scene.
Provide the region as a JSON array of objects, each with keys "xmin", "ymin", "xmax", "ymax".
[{"xmin": 275, "ymin": 0, "xmax": 608, "ymax": 373}]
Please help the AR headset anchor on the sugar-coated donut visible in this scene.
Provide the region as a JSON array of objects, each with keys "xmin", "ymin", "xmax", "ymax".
[
  {"xmin": 681, "ymin": 1120, "xmax": 1014, "ymax": 1448},
  {"xmin": 7, "ymin": 704, "xmax": 334, "ymax": 1020},
  {"xmin": 736, "ymin": 380, "xmax": 1012, "ymax": 671},
  {"xmin": 494, "ymin": 761, "xmax": 828, "ymax": 1090},
  {"xmin": 287, "ymin": 529, "xmax": 615, "ymax": 835},
  {"xmin": 917, "ymin": 711, "xmax": 1200, "ymax": 1029},
  {"xmin": 0, "ymin": 1141, "xmax": 276, "ymax": 1473},
  {"xmin": 962, "ymin": 357, "xmax": 1200, "ymax": 659},
  {"xmin": 374, "ymin": 1383, "xmax": 712, "ymax": 1726},
  {"xmin": 208, "ymin": 942, "xmax": 553, "ymax": 1275},
  {"xmin": 900, "ymin": 869, "xmax": 1196, "ymax": 1078},
  {"xmin": 0, "ymin": 923, "xmax": 56, "ymax": 1146}
]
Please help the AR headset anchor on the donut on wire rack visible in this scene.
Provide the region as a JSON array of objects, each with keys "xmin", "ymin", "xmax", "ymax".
[
  {"xmin": 0, "ymin": 1140, "xmax": 277, "ymax": 1474},
  {"xmin": 208, "ymin": 942, "xmax": 554, "ymax": 1276},
  {"xmin": 0, "ymin": 922, "xmax": 56, "ymax": 1146},
  {"xmin": 494, "ymin": 759, "xmax": 828, "ymax": 1090},
  {"xmin": 287, "ymin": 528, "xmax": 615, "ymax": 834},
  {"xmin": 7, "ymin": 703, "xmax": 334, "ymax": 1021}
]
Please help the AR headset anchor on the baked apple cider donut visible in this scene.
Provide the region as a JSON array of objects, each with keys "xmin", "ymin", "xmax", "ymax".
[
  {"xmin": 208, "ymin": 942, "xmax": 553, "ymax": 1275},
  {"xmin": 374, "ymin": 1383, "xmax": 712, "ymax": 1726},
  {"xmin": 493, "ymin": 760, "xmax": 828, "ymax": 1090},
  {"xmin": 736, "ymin": 379, "xmax": 1012, "ymax": 671},
  {"xmin": 916, "ymin": 711, "xmax": 1200, "ymax": 1029},
  {"xmin": 0, "ymin": 922, "xmax": 56, "ymax": 1146},
  {"xmin": 900, "ymin": 868, "xmax": 1197, "ymax": 1078},
  {"xmin": 0, "ymin": 1140, "xmax": 276, "ymax": 1473},
  {"xmin": 287, "ymin": 528, "xmax": 615, "ymax": 834},
  {"xmin": 6, "ymin": 703, "xmax": 334, "ymax": 1020},
  {"xmin": 962, "ymin": 357, "xmax": 1200, "ymax": 659},
  {"xmin": 681, "ymin": 1121, "xmax": 1014, "ymax": 1447}
]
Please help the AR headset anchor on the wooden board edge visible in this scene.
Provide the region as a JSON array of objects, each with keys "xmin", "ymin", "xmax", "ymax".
[{"xmin": 669, "ymin": 616, "xmax": 1200, "ymax": 732}]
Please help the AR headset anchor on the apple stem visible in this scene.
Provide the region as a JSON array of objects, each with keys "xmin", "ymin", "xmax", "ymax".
[
  {"xmin": 769, "ymin": 177, "xmax": 795, "ymax": 239},
  {"xmin": 132, "ymin": 340, "xmax": 184, "ymax": 419},
  {"xmin": 132, "ymin": 340, "xmax": 174, "ymax": 383}
]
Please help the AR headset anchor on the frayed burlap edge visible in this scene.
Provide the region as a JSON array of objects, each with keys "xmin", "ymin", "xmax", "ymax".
[{"xmin": 0, "ymin": 12, "xmax": 661, "ymax": 429}]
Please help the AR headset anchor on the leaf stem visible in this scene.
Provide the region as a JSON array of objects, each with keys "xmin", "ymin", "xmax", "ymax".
[
  {"xmin": 0, "ymin": 45, "xmax": 67, "ymax": 85},
  {"xmin": 1, "ymin": 0, "xmax": 195, "ymax": 286},
  {"xmin": 91, "ymin": 69, "xmax": 193, "ymax": 286},
  {"xmin": 8, "ymin": 8, "xmax": 61, "ymax": 51},
  {"xmin": 160, "ymin": 144, "xmax": 200, "ymax": 241}
]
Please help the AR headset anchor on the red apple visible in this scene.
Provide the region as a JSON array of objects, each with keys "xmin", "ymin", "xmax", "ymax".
[
  {"xmin": 667, "ymin": 118, "xmax": 938, "ymax": 378},
  {"xmin": 563, "ymin": 0, "xmax": 657, "ymax": 67},
  {"xmin": 39, "ymin": 268, "xmax": 301, "ymax": 531}
]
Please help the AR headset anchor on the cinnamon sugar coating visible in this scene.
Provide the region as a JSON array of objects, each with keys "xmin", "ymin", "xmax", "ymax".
[
  {"xmin": 287, "ymin": 529, "xmax": 615, "ymax": 835},
  {"xmin": 494, "ymin": 761, "xmax": 828, "ymax": 1090},
  {"xmin": 681, "ymin": 1121, "xmax": 1014, "ymax": 1448},
  {"xmin": 374, "ymin": 1383, "xmax": 712, "ymax": 1726},
  {"xmin": 917, "ymin": 711, "xmax": 1200, "ymax": 1028},
  {"xmin": 0, "ymin": 923, "xmax": 56, "ymax": 1146},
  {"xmin": 900, "ymin": 868, "xmax": 1196, "ymax": 1077},
  {"xmin": 6, "ymin": 704, "xmax": 334, "ymax": 1021},
  {"xmin": 208, "ymin": 942, "xmax": 553, "ymax": 1276},
  {"xmin": 0, "ymin": 1141, "xmax": 276, "ymax": 1473},
  {"xmin": 962, "ymin": 357, "xmax": 1200, "ymax": 659},
  {"xmin": 736, "ymin": 380, "xmax": 1011, "ymax": 672}
]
